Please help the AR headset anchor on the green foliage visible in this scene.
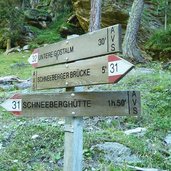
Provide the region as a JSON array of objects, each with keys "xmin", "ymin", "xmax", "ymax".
[
  {"xmin": 146, "ymin": 25, "xmax": 171, "ymax": 49},
  {"xmin": 145, "ymin": 25, "xmax": 171, "ymax": 60},
  {"xmin": 0, "ymin": 0, "xmax": 24, "ymax": 46},
  {"xmin": 28, "ymin": 13, "xmax": 70, "ymax": 48},
  {"xmin": 149, "ymin": 0, "xmax": 171, "ymax": 20}
]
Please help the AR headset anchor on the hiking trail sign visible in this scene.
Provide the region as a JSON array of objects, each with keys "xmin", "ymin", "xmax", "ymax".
[
  {"xmin": 28, "ymin": 24, "xmax": 122, "ymax": 68},
  {"xmin": 0, "ymin": 24, "xmax": 141, "ymax": 171},
  {"xmin": 0, "ymin": 91, "xmax": 141, "ymax": 117},
  {"xmin": 32, "ymin": 54, "xmax": 134, "ymax": 90}
]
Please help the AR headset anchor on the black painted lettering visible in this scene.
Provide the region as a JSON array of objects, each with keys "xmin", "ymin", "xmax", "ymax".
[
  {"xmin": 87, "ymin": 69, "xmax": 90, "ymax": 76},
  {"xmin": 87, "ymin": 100, "xmax": 91, "ymax": 107},
  {"xmin": 108, "ymin": 99, "xmax": 126, "ymax": 107},
  {"xmin": 37, "ymin": 68, "xmax": 91, "ymax": 83},
  {"xmin": 54, "ymin": 46, "xmax": 74, "ymax": 60},
  {"xmin": 102, "ymin": 66, "xmax": 107, "ymax": 74},
  {"xmin": 98, "ymin": 38, "xmax": 106, "ymax": 46},
  {"xmin": 51, "ymin": 74, "xmax": 55, "ymax": 81},
  {"xmin": 68, "ymin": 101, "xmax": 73, "ymax": 107},
  {"xmin": 73, "ymin": 100, "xmax": 77, "ymax": 107},
  {"xmin": 58, "ymin": 101, "xmax": 63, "ymax": 107},
  {"xmin": 111, "ymin": 35, "xmax": 115, "ymax": 42},
  {"xmin": 133, "ymin": 107, "xmax": 138, "ymax": 114},
  {"xmin": 34, "ymin": 102, "xmax": 41, "ymax": 108},
  {"xmin": 41, "ymin": 102, "xmax": 45, "ymax": 108},
  {"xmin": 54, "ymin": 50, "xmax": 58, "ymax": 60},
  {"xmin": 70, "ymin": 71, "xmax": 73, "ymax": 78},
  {"xmin": 70, "ymin": 46, "xmax": 74, "ymax": 52},
  {"xmin": 73, "ymin": 71, "xmax": 77, "ymax": 78},
  {"xmin": 63, "ymin": 101, "xmax": 68, "ymax": 107},
  {"xmin": 132, "ymin": 99, "xmax": 137, "ymax": 105},
  {"xmin": 27, "ymin": 102, "xmax": 32, "ymax": 108},
  {"xmin": 62, "ymin": 72, "xmax": 66, "ymax": 79},
  {"xmin": 77, "ymin": 100, "xmax": 81, "ymax": 107},
  {"xmin": 66, "ymin": 72, "xmax": 69, "ymax": 78},
  {"xmin": 111, "ymin": 27, "xmax": 115, "ymax": 34},
  {"xmin": 23, "ymin": 102, "xmax": 27, "ymax": 108},
  {"xmin": 132, "ymin": 91, "xmax": 137, "ymax": 97},
  {"xmin": 54, "ymin": 101, "xmax": 58, "ymax": 108},
  {"xmin": 39, "ymin": 54, "xmax": 43, "ymax": 60},
  {"xmin": 49, "ymin": 101, "xmax": 54, "ymax": 108},
  {"xmin": 39, "ymin": 51, "xmax": 53, "ymax": 61},
  {"xmin": 80, "ymin": 70, "xmax": 84, "ymax": 76},
  {"xmin": 45, "ymin": 101, "xmax": 49, "ymax": 108},
  {"xmin": 108, "ymin": 100, "xmax": 115, "ymax": 107},
  {"xmin": 117, "ymin": 100, "xmax": 121, "ymax": 106},
  {"xmin": 111, "ymin": 44, "xmax": 115, "ymax": 51}
]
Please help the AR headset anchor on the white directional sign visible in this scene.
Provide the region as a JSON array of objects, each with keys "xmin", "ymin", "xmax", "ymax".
[
  {"xmin": 28, "ymin": 49, "xmax": 39, "ymax": 68},
  {"xmin": 28, "ymin": 24, "xmax": 122, "ymax": 68},
  {"xmin": 0, "ymin": 91, "xmax": 141, "ymax": 117},
  {"xmin": 32, "ymin": 54, "xmax": 134, "ymax": 90},
  {"xmin": 0, "ymin": 94, "xmax": 22, "ymax": 115}
]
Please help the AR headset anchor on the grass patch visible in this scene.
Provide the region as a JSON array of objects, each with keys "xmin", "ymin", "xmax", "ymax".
[
  {"xmin": 0, "ymin": 52, "xmax": 32, "ymax": 79},
  {"xmin": 0, "ymin": 50, "xmax": 171, "ymax": 170},
  {"xmin": 0, "ymin": 123, "xmax": 64, "ymax": 171}
]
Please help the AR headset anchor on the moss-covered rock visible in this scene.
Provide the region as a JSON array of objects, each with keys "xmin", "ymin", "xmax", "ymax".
[
  {"xmin": 24, "ymin": 9, "xmax": 52, "ymax": 29},
  {"xmin": 72, "ymin": 0, "xmax": 129, "ymax": 32},
  {"xmin": 59, "ymin": 14, "xmax": 85, "ymax": 38}
]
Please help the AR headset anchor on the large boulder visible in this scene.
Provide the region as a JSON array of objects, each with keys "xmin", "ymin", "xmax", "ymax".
[
  {"xmin": 72, "ymin": 0, "xmax": 129, "ymax": 32},
  {"xmin": 24, "ymin": 9, "xmax": 52, "ymax": 29},
  {"xmin": 59, "ymin": 15, "xmax": 85, "ymax": 38},
  {"xmin": 91, "ymin": 142, "xmax": 141, "ymax": 164}
]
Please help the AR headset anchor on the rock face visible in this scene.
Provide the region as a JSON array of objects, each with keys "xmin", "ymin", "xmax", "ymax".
[
  {"xmin": 164, "ymin": 134, "xmax": 171, "ymax": 146},
  {"xmin": 0, "ymin": 76, "xmax": 31, "ymax": 91},
  {"xmin": 59, "ymin": 15, "xmax": 84, "ymax": 38},
  {"xmin": 92, "ymin": 142, "xmax": 141, "ymax": 164},
  {"xmin": 24, "ymin": 9, "xmax": 52, "ymax": 29},
  {"xmin": 72, "ymin": 0, "xmax": 129, "ymax": 31}
]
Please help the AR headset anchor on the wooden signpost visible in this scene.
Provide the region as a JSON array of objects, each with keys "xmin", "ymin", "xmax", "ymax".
[
  {"xmin": 0, "ymin": 24, "xmax": 141, "ymax": 171},
  {"xmin": 28, "ymin": 24, "xmax": 122, "ymax": 68},
  {"xmin": 0, "ymin": 91, "xmax": 141, "ymax": 117},
  {"xmin": 32, "ymin": 54, "xmax": 134, "ymax": 90}
]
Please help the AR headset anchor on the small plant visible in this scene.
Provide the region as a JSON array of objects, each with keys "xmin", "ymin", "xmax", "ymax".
[{"xmin": 145, "ymin": 25, "xmax": 171, "ymax": 60}]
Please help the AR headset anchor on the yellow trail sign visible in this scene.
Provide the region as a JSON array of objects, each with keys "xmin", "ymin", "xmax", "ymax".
[
  {"xmin": 0, "ymin": 91, "xmax": 141, "ymax": 117},
  {"xmin": 28, "ymin": 24, "xmax": 122, "ymax": 68}
]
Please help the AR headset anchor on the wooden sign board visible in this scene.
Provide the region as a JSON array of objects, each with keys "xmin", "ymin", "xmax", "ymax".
[
  {"xmin": 0, "ymin": 91, "xmax": 141, "ymax": 117},
  {"xmin": 28, "ymin": 24, "xmax": 122, "ymax": 68},
  {"xmin": 32, "ymin": 54, "xmax": 134, "ymax": 90}
]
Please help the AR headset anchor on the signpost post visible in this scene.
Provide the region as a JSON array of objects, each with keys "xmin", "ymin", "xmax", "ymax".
[
  {"xmin": 0, "ymin": 24, "xmax": 141, "ymax": 171},
  {"xmin": 64, "ymin": 86, "xmax": 84, "ymax": 171}
]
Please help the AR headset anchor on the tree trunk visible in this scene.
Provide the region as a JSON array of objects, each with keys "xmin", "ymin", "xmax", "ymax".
[
  {"xmin": 164, "ymin": 0, "xmax": 168, "ymax": 30},
  {"xmin": 6, "ymin": 38, "xmax": 11, "ymax": 52},
  {"xmin": 21, "ymin": 0, "xmax": 27, "ymax": 9},
  {"xmin": 89, "ymin": 0, "xmax": 101, "ymax": 32},
  {"xmin": 122, "ymin": 0, "xmax": 144, "ymax": 63},
  {"xmin": 30, "ymin": 0, "xmax": 39, "ymax": 9}
]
